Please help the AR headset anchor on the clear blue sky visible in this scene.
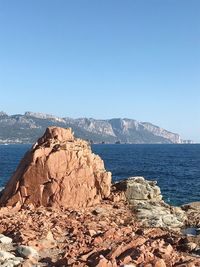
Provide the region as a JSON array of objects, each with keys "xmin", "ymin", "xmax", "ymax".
[{"xmin": 0, "ymin": 0, "xmax": 199, "ymax": 141}]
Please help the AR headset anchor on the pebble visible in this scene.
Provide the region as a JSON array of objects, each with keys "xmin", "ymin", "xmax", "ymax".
[
  {"xmin": 0, "ymin": 250, "xmax": 24, "ymax": 266},
  {"xmin": 11, "ymin": 257, "xmax": 24, "ymax": 264},
  {"xmin": 17, "ymin": 245, "xmax": 39, "ymax": 259},
  {"xmin": 1, "ymin": 257, "xmax": 24, "ymax": 267},
  {"xmin": 0, "ymin": 234, "xmax": 13, "ymax": 244},
  {"xmin": 88, "ymin": 229, "xmax": 97, "ymax": 237},
  {"xmin": 93, "ymin": 207, "xmax": 107, "ymax": 215},
  {"xmin": 1, "ymin": 261, "xmax": 14, "ymax": 267},
  {"xmin": 0, "ymin": 251, "xmax": 15, "ymax": 261},
  {"xmin": 186, "ymin": 242, "xmax": 197, "ymax": 251}
]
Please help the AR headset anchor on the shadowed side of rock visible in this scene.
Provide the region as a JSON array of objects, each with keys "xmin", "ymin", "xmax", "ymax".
[{"xmin": 0, "ymin": 127, "xmax": 111, "ymax": 208}]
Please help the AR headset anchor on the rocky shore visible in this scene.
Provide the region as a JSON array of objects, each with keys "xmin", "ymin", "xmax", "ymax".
[{"xmin": 0, "ymin": 127, "xmax": 199, "ymax": 266}]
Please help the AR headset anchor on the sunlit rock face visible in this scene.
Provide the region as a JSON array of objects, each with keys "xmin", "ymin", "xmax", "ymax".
[{"xmin": 0, "ymin": 127, "xmax": 111, "ymax": 208}]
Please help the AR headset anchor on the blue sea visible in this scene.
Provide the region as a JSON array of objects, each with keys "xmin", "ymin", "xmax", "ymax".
[{"xmin": 0, "ymin": 144, "xmax": 200, "ymax": 206}]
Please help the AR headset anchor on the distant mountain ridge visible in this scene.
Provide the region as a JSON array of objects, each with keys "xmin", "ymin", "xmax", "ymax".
[{"xmin": 0, "ymin": 111, "xmax": 193, "ymax": 144}]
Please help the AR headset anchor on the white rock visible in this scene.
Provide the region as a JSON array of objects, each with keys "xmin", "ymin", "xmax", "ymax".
[
  {"xmin": 117, "ymin": 177, "xmax": 186, "ymax": 229},
  {"xmin": 11, "ymin": 257, "xmax": 24, "ymax": 266},
  {"xmin": 0, "ymin": 251, "xmax": 15, "ymax": 261},
  {"xmin": 88, "ymin": 229, "xmax": 97, "ymax": 237},
  {"xmin": 0, "ymin": 234, "xmax": 13, "ymax": 244},
  {"xmin": 162, "ymin": 214, "xmax": 183, "ymax": 228},
  {"xmin": 121, "ymin": 264, "xmax": 137, "ymax": 267},
  {"xmin": 124, "ymin": 176, "xmax": 162, "ymax": 201},
  {"xmin": 186, "ymin": 242, "xmax": 197, "ymax": 251},
  {"xmin": 0, "ymin": 261, "xmax": 14, "ymax": 267},
  {"xmin": 46, "ymin": 230, "xmax": 54, "ymax": 241},
  {"xmin": 17, "ymin": 245, "xmax": 39, "ymax": 258}
]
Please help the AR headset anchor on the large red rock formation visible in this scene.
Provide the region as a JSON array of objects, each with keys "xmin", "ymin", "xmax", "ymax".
[{"xmin": 0, "ymin": 127, "xmax": 111, "ymax": 208}]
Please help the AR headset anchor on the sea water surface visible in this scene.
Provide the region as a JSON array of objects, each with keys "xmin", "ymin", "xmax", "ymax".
[{"xmin": 0, "ymin": 144, "xmax": 200, "ymax": 206}]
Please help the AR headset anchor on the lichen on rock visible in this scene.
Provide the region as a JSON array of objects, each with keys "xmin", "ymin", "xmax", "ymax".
[{"xmin": 113, "ymin": 177, "xmax": 187, "ymax": 229}]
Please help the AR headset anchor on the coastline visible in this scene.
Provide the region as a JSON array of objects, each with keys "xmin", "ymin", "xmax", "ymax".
[
  {"xmin": 1, "ymin": 143, "xmax": 200, "ymax": 206},
  {"xmin": 0, "ymin": 127, "xmax": 200, "ymax": 266}
]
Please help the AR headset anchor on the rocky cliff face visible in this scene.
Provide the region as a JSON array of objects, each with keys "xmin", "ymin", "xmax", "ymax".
[
  {"xmin": 0, "ymin": 111, "xmax": 193, "ymax": 144},
  {"xmin": 142, "ymin": 122, "xmax": 182, "ymax": 143},
  {"xmin": 0, "ymin": 127, "xmax": 111, "ymax": 208}
]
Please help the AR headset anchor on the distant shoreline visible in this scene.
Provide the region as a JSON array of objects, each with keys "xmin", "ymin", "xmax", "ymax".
[{"xmin": 0, "ymin": 142, "xmax": 199, "ymax": 145}]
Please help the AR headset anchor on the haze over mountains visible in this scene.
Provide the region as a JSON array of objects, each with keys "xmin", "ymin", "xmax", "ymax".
[{"xmin": 0, "ymin": 111, "xmax": 193, "ymax": 144}]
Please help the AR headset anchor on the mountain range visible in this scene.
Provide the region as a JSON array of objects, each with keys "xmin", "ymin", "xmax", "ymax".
[{"xmin": 0, "ymin": 111, "xmax": 193, "ymax": 144}]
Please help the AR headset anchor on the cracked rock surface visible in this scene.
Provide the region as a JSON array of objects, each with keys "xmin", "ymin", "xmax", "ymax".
[
  {"xmin": 0, "ymin": 202, "xmax": 200, "ymax": 266},
  {"xmin": 0, "ymin": 128, "xmax": 200, "ymax": 266},
  {"xmin": 113, "ymin": 177, "xmax": 187, "ymax": 229},
  {"xmin": 0, "ymin": 127, "xmax": 111, "ymax": 208}
]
